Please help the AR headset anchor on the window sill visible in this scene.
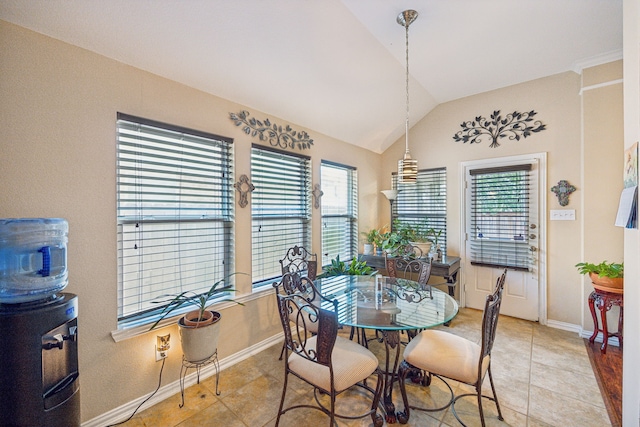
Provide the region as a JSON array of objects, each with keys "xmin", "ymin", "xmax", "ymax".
[{"xmin": 110, "ymin": 288, "xmax": 272, "ymax": 342}]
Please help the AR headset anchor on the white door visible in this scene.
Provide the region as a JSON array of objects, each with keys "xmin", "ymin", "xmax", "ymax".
[{"xmin": 461, "ymin": 154, "xmax": 546, "ymax": 322}]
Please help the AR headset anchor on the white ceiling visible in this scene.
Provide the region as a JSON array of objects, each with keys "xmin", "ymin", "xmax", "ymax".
[{"xmin": 0, "ymin": 0, "xmax": 623, "ymax": 153}]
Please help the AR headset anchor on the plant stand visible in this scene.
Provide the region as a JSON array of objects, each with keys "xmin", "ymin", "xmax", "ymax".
[
  {"xmin": 179, "ymin": 351, "xmax": 220, "ymax": 408},
  {"xmin": 588, "ymin": 289, "xmax": 623, "ymax": 354}
]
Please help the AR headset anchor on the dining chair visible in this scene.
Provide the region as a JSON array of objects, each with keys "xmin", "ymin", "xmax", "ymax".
[
  {"xmin": 276, "ymin": 272, "xmax": 326, "ymax": 360},
  {"xmin": 396, "ymin": 269, "xmax": 507, "ymax": 427},
  {"xmin": 279, "ymin": 245, "xmax": 318, "ymax": 280},
  {"xmin": 273, "ymin": 274, "xmax": 384, "ymax": 427}
]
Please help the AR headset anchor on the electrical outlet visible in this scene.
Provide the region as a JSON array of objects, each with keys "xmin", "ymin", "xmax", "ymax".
[
  {"xmin": 155, "ymin": 334, "xmax": 170, "ymax": 362},
  {"xmin": 155, "ymin": 347, "xmax": 168, "ymax": 362}
]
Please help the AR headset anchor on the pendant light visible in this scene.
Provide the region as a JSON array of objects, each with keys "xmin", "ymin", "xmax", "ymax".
[{"xmin": 397, "ymin": 9, "xmax": 418, "ymax": 183}]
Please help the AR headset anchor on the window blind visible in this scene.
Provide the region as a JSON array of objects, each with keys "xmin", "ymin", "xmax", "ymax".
[
  {"xmin": 116, "ymin": 113, "xmax": 234, "ymax": 327},
  {"xmin": 321, "ymin": 161, "xmax": 358, "ymax": 266},
  {"xmin": 393, "ymin": 168, "xmax": 447, "ymax": 254},
  {"xmin": 251, "ymin": 145, "xmax": 311, "ymax": 287},
  {"xmin": 469, "ymin": 164, "xmax": 532, "ymax": 270}
]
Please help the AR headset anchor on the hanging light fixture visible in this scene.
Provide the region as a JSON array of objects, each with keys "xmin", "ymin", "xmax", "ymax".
[{"xmin": 397, "ymin": 9, "xmax": 418, "ymax": 183}]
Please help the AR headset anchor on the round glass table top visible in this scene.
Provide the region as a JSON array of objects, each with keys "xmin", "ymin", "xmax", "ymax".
[{"xmin": 315, "ymin": 275, "xmax": 458, "ymax": 330}]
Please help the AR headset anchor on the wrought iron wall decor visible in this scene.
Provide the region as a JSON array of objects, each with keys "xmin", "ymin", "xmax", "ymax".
[
  {"xmin": 229, "ymin": 110, "xmax": 314, "ymax": 150},
  {"xmin": 551, "ymin": 180, "xmax": 576, "ymax": 206},
  {"xmin": 234, "ymin": 174, "xmax": 255, "ymax": 208},
  {"xmin": 453, "ymin": 110, "xmax": 546, "ymax": 148},
  {"xmin": 312, "ymin": 184, "xmax": 323, "ymax": 209}
]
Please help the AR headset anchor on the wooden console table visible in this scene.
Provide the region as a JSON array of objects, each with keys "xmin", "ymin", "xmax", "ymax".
[
  {"xmin": 588, "ymin": 289, "xmax": 623, "ymax": 354},
  {"xmin": 358, "ymin": 254, "xmax": 461, "ymax": 297}
]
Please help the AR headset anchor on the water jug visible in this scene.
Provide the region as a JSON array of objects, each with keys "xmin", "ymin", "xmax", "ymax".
[{"xmin": 0, "ymin": 218, "xmax": 68, "ymax": 303}]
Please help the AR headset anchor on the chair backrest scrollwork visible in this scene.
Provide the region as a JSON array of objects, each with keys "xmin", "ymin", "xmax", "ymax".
[{"xmin": 279, "ymin": 245, "xmax": 318, "ymax": 281}]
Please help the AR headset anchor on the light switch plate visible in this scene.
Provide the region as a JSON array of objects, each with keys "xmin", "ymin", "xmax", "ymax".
[{"xmin": 550, "ymin": 209, "xmax": 575, "ymax": 220}]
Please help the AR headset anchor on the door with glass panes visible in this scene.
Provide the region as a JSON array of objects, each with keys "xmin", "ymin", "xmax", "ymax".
[{"xmin": 462, "ymin": 154, "xmax": 546, "ymax": 321}]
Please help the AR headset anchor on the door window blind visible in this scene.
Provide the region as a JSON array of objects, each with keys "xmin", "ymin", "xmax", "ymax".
[
  {"xmin": 393, "ymin": 168, "xmax": 447, "ymax": 254},
  {"xmin": 251, "ymin": 145, "xmax": 311, "ymax": 287},
  {"xmin": 116, "ymin": 113, "xmax": 234, "ymax": 328},
  {"xmin": 469, "ymin": 164, "xmax": 532, "ymax": 270},
  {"xmin": 321, "ymin": 161, "xmax": 358, "ymax": 266}
]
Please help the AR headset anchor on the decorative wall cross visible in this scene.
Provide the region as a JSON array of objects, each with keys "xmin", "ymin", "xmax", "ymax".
[
  {"xmin": 234, "ymin": 174, "xmax": 255, "ymax": 208},
  {"xmin": 312, "ymin": 184, "xmax": 323, "ymax": 209},
  {"xmin": 551, "ymin": 180, "xmax": 576, "ymax": 206}
]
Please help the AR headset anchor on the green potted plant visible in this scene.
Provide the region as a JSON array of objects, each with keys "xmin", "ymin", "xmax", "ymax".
[
  {"xmin": 362, "ymin": 228, "xmax": 379, "ymax": 255},
  {"xmin": 321, "ymin": 255, "xmax": 377, "ymax": 277},
  {"xmin": 150, "ymin": 274, "xmax": 244, "ymax": 363},
  {"xmin": 575, "ymin": 261, "xmax": 624, "ymax": 293}
]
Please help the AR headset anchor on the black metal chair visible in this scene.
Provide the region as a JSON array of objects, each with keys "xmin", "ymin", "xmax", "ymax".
[
  {"xmin": 396, "ymin": 269, "xmax": 507, "ymax": 426},
  {"xmin": 279, "ymin": 245, "xmax": 318, "ymax": 280},
  {"xmin": 273, "ymin": 274, "xmax": 384, "ymax": 427}
]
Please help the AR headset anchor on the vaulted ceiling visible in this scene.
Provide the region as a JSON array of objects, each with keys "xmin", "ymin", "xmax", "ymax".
[{"xmin": 0, "ymin": 0, "xmax": 623, "ymax": 153}]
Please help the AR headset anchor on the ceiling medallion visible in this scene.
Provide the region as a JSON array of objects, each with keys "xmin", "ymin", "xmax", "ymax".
[
  {"xmin": 453, "ymin": 110, "xmax": 546, "ymax": 148},
  {"xmin": 229, "ymin": 110, "xmax": 314, "ymax": 150}
]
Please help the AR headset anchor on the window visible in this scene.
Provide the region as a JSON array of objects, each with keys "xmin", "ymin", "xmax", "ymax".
[
  {"xmin": 468, "ymin": 164, "xmax": 532, "ymax": 270},
  {"xmin": 393, "ymin": 168, "xmax": 447, "ymax": 253},
  {"xmin": 251, "ymin": 145, "xmax": 311, "ymax": 288},
  {"xmin": 321, "ymin": 161, "xmax": 357, "ymax": 266},
  {"xmin": 116, "ymin": 113, "xmax": 233, "ymax": 328}
]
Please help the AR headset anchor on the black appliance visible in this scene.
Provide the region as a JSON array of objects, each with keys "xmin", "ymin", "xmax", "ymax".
[{"xmin": 0, "ymin": 293, "xmax": 80, "ymax": 427}]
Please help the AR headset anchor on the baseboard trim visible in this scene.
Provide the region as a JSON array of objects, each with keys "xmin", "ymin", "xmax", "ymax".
[
  {"xmin": 546, "ymin": 319, "xmax": 621, "ymax": 347},
  {"xmin": 82, "ymin": 333, "xmax": 283, "ymax": 427}
]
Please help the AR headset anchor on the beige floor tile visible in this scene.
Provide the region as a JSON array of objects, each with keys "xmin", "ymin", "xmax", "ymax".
[
  {"xmin": 175, "ymin": 400, "xmax": 246, "ymax": 427},
  {"xmin": 529, "ymin": 361, "xmax": 605, "ymax": 408},
  {"xmin": 138, "ymin": 383, "xmax": 218, "ymax": 427},
  {"xmin": 528, "ymin": 384, "xmax": 611, "ymax": 427}
]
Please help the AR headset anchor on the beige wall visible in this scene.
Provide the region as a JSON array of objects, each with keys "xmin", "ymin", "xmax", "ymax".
[
  {"xmin": 0, "ymin": 21, "xmax": 381, "ymax": 422},
  {"xmin": 381, "ymin": 64, "xmax": 623, "ymax": 326}
]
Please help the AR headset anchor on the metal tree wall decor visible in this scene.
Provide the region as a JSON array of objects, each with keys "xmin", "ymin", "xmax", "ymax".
[
  {"xmin": 229, "ymin": 110, "xmax": 314, "ymax": 150},
  {"xmin": 453, "ymin": 110, "xmax": 546, "ymax": 148}
]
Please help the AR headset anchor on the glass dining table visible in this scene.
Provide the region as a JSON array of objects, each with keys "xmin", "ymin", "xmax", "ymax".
[{"xmin": 315, "ymin": 274, "xmax": 459, "ymax": 423}]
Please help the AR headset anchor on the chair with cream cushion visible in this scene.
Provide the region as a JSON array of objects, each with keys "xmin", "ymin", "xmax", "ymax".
[
  {"xmin": 273, "ymin": 274, "xmax": 384, "ymax": 427},
  {"xmin": 279, "ymin": 245, "xmax": 318, "ymax": 280},
  {"xmin": 396, "ymin": 269, "xmax": 507, "ymax": 426}
]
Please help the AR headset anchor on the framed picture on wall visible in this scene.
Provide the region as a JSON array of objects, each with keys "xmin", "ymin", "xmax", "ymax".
[{"xmin": 623, "ymin": 141, "xmax": 638, "ymax": 188}]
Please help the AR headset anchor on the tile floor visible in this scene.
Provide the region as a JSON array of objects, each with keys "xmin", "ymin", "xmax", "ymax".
[{"xmin": 119, "ymin": 308, "xmax": 611, "ymax": 427}]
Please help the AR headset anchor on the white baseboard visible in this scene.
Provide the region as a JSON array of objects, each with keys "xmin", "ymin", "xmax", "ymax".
[
  {"xmin": 82, "ymin": 333, "xmax": 283, "ymax": 427},
  {"xmin": 546, "ymin": 319, "xmax": 621, "ymax": 348}
]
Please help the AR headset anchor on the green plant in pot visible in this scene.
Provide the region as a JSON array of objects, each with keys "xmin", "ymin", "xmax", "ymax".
[
  {"xmin": 575, "ymin": 261, "xmax": 624, "ymax": 293},
  {"xmin": 150, "ymin": 274, "xmax": 244, "ymax": 363},
  {"xmin": 321, "ymin": 255, "xmax": 377, "ymax": 277},
  {"xmin": 362, "ymin": 228, "xmax": 379, "ymax": 255}
]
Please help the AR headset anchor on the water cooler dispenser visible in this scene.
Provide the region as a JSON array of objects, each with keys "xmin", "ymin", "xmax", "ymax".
[{"xmin": 0, "ymin": 218, "xmax": 80, "ymax": 427}]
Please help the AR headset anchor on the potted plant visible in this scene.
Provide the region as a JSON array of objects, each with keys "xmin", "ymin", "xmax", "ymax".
[
  {"xmin": 362, "ymin": 228, "xmax": 379, "ymax": 255},
  {"xmin": 320, "ymin": 255, "xmax": 377, "ymax": 277},
  {"xmin": 150, "ymin": 274, "xmax": 243, "ymax": 363},
  {"xmin": 575, "ymin": 261, "xmax": 624, "ymax": 293},
  {"xmin": 373, "ymin": 227, "xmax": 388, "ymax": 255}
]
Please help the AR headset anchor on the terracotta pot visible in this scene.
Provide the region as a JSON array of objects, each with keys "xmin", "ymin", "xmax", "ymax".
[
  {"xmin": 179, "ymin": 310, "xmax": 221, "ymax": 363},
  {"xmin": 183, "ymin": 309, "xmax": 216, "ymax": 327},
  {"xmin": 589, "ymin": 272, "xmax": 624, "ymax": 294}
]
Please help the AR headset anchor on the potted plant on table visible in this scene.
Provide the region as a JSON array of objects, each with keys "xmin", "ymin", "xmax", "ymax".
[
  {"xmin": 150, "ymin": 274, "xmax": 244, "ymax": 363},
  {"xmin": 362, "ymin": 228, "xmax": 379, "ymax": 255},
  {"xmin": 320, "ymin": 255, "xmax": 377, "ymax": 277},
  {"xmin": 575, "ymin": 261, "xmax": 624, "ymax": 293}
]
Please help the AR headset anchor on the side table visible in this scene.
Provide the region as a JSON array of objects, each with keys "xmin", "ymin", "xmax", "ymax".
[{"xmin": 588, "ymin": 289, "xmax": 623, "ymax": 354}]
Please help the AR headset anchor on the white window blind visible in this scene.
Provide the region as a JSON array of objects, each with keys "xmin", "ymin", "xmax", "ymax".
[
  {"xmin": 321, "ymin": 161, "xmax": 357, "ymax": 266},
  {"xmin": 116, "ymin": 113, "xmax": 234, "ymax": 328},
  {"xmin": 393, "ymin": 168, "xmax": 447, "ymax": 253},
  {"xmin": 469, "ymin": 164, "xmax": 532, "ymax": 270},
  {"xmin": 251, "ymin": 145, "xmax": 311, "ymax": 287}
]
